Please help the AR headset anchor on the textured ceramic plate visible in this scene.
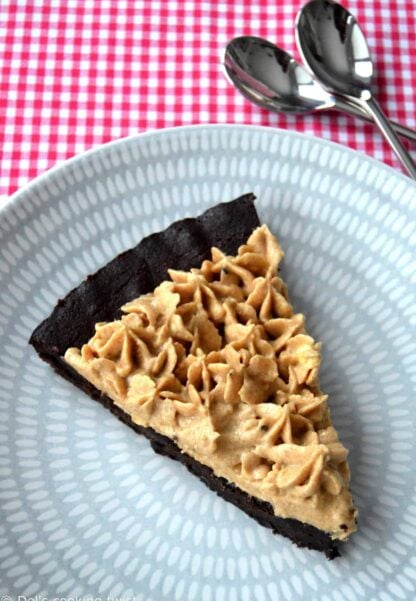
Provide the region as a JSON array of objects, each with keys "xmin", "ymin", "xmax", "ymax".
[{"xmin": 1, "ymin": 125, "xmax": 415, "ymax": 601}]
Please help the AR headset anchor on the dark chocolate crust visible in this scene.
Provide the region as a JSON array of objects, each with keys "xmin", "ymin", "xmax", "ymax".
[
  {"xmin": 30, "ymin": 193, "xmax": 260, "ymax": 354},
  {"xmin": 30, "ymin": 194, "xmax": 340, "ymax": 559}
]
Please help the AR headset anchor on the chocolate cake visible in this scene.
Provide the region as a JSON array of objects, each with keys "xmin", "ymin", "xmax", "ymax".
[{"xmin": 30, "ymin": 193, "xmax": 357, "ymax": 559}]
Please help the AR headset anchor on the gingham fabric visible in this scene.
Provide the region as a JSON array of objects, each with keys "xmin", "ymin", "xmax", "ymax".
[{"xmin": 1, "ymin": 0, "xmax": 415, "ymax": 203}]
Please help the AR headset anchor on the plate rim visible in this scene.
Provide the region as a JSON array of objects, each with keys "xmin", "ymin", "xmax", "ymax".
[{"xmin": 3, "ymin": 123, "xmax": 415, "ymax": 219}]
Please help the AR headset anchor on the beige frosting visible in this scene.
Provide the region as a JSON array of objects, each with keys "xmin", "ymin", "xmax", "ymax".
[{"xmin": 65, "ymin": 225, "xmax": 357, "ymax": 539}]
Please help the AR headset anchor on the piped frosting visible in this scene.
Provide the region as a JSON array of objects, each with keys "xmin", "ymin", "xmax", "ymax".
[{"xmin": 65, "ymin": 225, "xmax": 357, "ymax": 539}]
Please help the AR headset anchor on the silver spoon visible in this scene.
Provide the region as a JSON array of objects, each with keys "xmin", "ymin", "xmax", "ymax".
[
  {"xmin": 223, "ymin": 36, "xmax": 416, "ymax": 143},
  {"xmin": 296, "ymin": 0, "xmax": 416, "ymax": 178}
]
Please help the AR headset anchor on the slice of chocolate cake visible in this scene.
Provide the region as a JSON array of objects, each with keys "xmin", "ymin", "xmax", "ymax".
[{"xmin": 30, "ymin": 193, "xmax": 357, "ymax": 559}]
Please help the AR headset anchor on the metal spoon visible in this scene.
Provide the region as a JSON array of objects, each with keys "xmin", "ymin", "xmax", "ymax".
[
  {"xmin": 223, "ymin": 36, "xmax": 416, "ymax": 143},
  {"xmin": 296, "ymin": 0, "xmax": 416, "ymax": 178}
]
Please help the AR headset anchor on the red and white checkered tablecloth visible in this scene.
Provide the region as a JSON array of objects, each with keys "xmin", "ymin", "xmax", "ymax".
[{"xmin": 1, "ymin": 0, "xmax": 415, "ymax": 203}]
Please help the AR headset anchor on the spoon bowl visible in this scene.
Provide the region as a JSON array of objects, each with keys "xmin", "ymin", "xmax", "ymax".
[
  {"xmin": 296, "ymin": 0, "xmax": 416, "ymax": 178},
  {"xmin": 296, "ymin": 0, "xmax": 373, "ymax": 99},
  {"xmin": 223, "ymin": 36, "xmax": 334, "ymax": 115}
]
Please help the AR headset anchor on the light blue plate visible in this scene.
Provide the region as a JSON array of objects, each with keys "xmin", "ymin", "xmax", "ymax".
[{"xmin": 1, "ymin": 125, "xmax": 415, "ymax": 601}]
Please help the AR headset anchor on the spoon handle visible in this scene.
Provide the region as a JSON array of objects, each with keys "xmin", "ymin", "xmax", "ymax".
[
  {"xmin": 356, "ymin": 96, "xmax": 416, "ymax": 179},
  {"xmin": 333, "ymin": 96, "xmax": 416, "ymax": 144}
]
